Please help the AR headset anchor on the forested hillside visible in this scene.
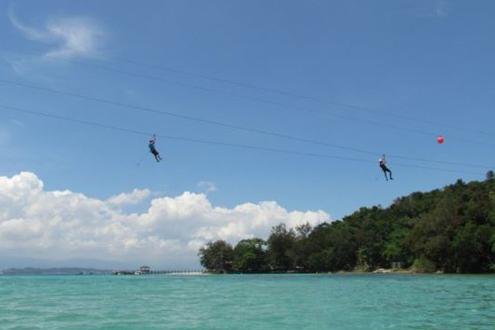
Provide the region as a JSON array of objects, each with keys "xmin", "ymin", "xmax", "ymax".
[{"xmin": 199, "ymin": 174, "xmax": 495, "ymax": 273}]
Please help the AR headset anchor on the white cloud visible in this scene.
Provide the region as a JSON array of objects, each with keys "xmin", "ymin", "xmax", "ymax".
[
  {"xmin": 107, "ymin": 188, "xmax": 151, "ymax": 207},
  {"xmin": 8, "ymin": 8, "xmax": 104, "ymax": 60},
  {"xmin": 0, "ymin": 172, "xmax": 330, "ymax": 268},
  {"xmin": 197, "ymin": 180, "xmax": 217, "ymax": 193}
]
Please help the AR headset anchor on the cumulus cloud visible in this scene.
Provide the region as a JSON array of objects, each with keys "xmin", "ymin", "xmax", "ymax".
[
  {"xmin": 107, "ymin": 188, "xmax": 151, "ymax": 207},
  {"xmin": 0, "ymin": 172, "xmax": 330, "ymax": 268},
  {"xmin": 8, "ymin": 8, "xmax": 104, "ymax": 60}
]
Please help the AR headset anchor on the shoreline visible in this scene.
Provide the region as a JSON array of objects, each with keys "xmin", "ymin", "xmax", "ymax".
[{"xmin": 204, "ymin": 268, "xmax": 495, "ymax": 275}]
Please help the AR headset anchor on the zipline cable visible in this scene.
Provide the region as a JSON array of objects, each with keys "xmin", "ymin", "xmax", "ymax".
[
  {"xmin": 80, "ymin": 62, "xmax": 440, "ymax": 136},
  {"xmin": 4, "ymin": 49, "xmax": 492, "ymax": 140},
  {"xmin": 0, "ymin": 78, "xmax": 492, "ymax": 170},
  {"xmin": 77, "ymin": 61, "xmax": 495, "ymax": 148},
  {"xmin": 0, "ymin": 103, "xmax": 486, "ymax": 176},
  {"xmin": 116, "ymin": 57, "xmax": 492, "ymax": 138},
  {"xmin": 5, "ymin": 49, "xmax": 490, "ymax": 138}
]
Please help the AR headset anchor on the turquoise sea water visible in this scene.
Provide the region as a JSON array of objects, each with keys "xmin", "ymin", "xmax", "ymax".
[{"xmin": 1, "ymin": 274, "xmax": 494, "ymax": 329}]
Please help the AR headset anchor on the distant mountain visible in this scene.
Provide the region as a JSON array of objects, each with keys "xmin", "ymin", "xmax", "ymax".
[
  {"xmin": 0, "ymin": 255, "xmax": 200, "ymax": 271},
  {"xmin": 1, "ymin": 267, "xmax": 111, "ymax": 275},
  {"xmin": 0, "ymin": 256, "xmax": 131, "ymax": 270}
]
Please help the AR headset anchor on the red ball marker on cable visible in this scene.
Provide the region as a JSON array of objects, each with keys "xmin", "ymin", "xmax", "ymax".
[{"xmin": 437, "ymin": 135, "xmax": 445, "ymax": 144}]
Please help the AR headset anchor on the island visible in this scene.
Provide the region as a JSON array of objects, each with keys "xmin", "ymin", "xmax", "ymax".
[{"xmin": 199, "ymin": 173, "xmax": 495, "ymax": 274}]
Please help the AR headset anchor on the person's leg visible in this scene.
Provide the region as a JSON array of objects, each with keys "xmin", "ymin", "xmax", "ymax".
[
  {"xmin": 382, "ymin": 169, "xmax": 388, "ymax": 181},
  {"xmin": 152, "ymin": 151, "xmax": 159, "ymax": 162},
  {"xmin": 387, "ymin": 168, "xmax": 393, "ymax": 180}
]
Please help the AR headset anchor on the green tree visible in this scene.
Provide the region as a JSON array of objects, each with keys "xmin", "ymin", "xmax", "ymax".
[
  {"xmin": 198, "ymin": 176, "xmax": 495, "ymax": 274},
  {"xmin": 452, "ymin": 222, "xmax": 492, "ymax": 273},
  {"xmin": 486, "ymin": 170, "xmax": 494, "ymax": 181},
  {"xmin": 267, "ymin": 224, "xmax": 296, "ymax": 271},
  {"xmin": 232, "ymin": 238, "xmax": 267, "ymax": 272},
  {"xmin": 290, "ymin": 223, "xmax": 313, "ymax": 271},
  {"xmin": 198, "ymin": 240, "xmax": 234, "ymax": 273}
]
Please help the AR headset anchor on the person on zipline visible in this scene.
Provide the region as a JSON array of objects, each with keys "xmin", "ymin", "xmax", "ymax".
[
  {"xmin": 379, "ymin": 154, "xmax": 393, "ymax": 181},
  {"xmin": 149, "ymin": 134, "xmax": 162, "ymax": 162}
]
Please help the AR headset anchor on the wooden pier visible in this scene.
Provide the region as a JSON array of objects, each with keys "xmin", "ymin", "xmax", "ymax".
[{"xmin": 112, "ymin": 266, "xmax": 204, "ymax": 276}]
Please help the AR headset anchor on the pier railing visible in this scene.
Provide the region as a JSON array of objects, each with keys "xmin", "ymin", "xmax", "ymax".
[{"xmin": 112, "ymin": 269, "xmax": 204, "ymax": 275}]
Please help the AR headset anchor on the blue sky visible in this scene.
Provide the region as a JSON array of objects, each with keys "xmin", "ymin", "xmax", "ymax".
[{"xmin": 1, "ymin": 0, "xmax": 494, "ymax": 231}]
